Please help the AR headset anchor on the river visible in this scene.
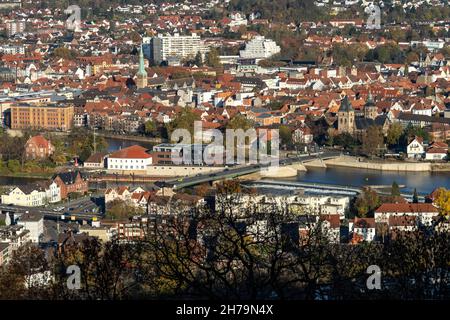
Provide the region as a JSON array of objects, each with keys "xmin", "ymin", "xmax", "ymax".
[
  {"xmin": 1, "ymin": 137, "xmax": 448, "ymax": 194},
  {"xmin": 293, "ymin": 166, "xmax": 450, "ymax": 195},
  {"xmin": 104, "ymin": 137, "xmax": 450, "ymax": 194}
]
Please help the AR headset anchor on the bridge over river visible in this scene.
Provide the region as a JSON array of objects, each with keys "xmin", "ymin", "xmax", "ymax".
[{"xmin": 156, "ymin": 151, "xmax": 342, "ymax": 190}]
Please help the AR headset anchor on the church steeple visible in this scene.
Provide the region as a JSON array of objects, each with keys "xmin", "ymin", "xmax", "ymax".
[
  {"xmin": 136, "ymin": 44, "xmax": 148, "ymax": 89},
  {"xmin": 364, "ymin": 91, "xmax": 378, "ymax": 120},
  {"xmin": 337, "ymin": 95, "xmax": 355, "ymax": 134},
  {"xmin": 366, "ymin": 91, "xmax": 374, "ymax": 105}
]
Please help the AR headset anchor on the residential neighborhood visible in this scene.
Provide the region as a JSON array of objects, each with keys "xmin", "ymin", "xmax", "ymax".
[{"xmin": 0, "ymin": 0, "xmax": 449, "ymax": 305}]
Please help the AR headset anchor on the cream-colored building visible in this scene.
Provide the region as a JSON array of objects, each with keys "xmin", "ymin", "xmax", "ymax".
[
  {"xmin": 79, "ymin": 225, "xmax": 113, "ymax": 242},
  {"xmin": 1, "ymin": 182, "xmax": 60, "ymax": 207}
]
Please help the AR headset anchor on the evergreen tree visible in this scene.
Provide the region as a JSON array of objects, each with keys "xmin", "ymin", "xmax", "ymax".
[
  {"xmin": 391, "ymin": 181, "xmax": 401, "ymax": 197},
  {"xmin": 413, "ymin": 188, "xmax": 419, "ymax": 203},
  {"xmin": 194, "ymin": 51, "xmax": 203, "ymax": 67}
]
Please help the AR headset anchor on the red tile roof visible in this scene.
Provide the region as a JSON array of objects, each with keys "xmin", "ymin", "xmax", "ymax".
[
  {"xmin": 353, "ymin": 217, "xmax": 376, "ymax": 228},
  {"xmin": 375, "ymin": 203, "xmax": 438, "ymax": 214},
  {"xmin": 388, "ymin": 216, "xmax": 417, "ymax": 226},
  {"xmin": 28, "ymin": 135, "xmax": 51, "ymax": 149},
  {"xmin": 320, "ymin": 214, "xmax": 340, "ymax": 228},
  {"xmin": 109, "ymin": 145, "xmax": 152, "ymax": 159}
]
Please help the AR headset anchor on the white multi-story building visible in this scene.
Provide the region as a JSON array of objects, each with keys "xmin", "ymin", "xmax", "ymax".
[
  {"xmin": 406, "ymin": 136, "xmax": 425, "ymax": 158},
  {"xmin": 349, "ymin": 218, "xmax": 376, "ymax": 242},
  {"xmin": 239, "ymin": 36, "xmax": 281, "ymax": 59},
  {"xmin": 215, "ymin": 193, "xmax": 350, "ymax": 219},
  {"xmin": 152, "ymin": 33, "xmax": 209, "ymax": 64},
  {"xmin": 107, "ymin": 145, "xmax": 153, "ymax": 174},
  {"xmin": 1, "ymin": 182, "xmax": 60, "ymax": 207},
  {"xmin": 0, "ymin": 224, "xmax": 31, "ymax": 262},
  {"xmin": 0, "ymin": 45, "xmax": 25, "ymax": 55},
  {"xmin": 287, "ymin": 194, "xmax": 350, "ymax": 219},
  {"xmin": 17, "ymin": 213, "xmax": 44, "ymax": 243},
  {"xmin": 229, "ymin": 12, "xmax": 248, "ymax": 27},
  {"xmin": 374, "ymin": 203, "xmax": 439, "ymax": 227},
  {"xmin": 6, "ymin": 20, "xmax": 25, "ymax": 37}
]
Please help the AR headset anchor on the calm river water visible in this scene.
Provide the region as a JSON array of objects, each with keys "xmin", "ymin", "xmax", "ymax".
[
  {"xmin": 295, "ymin": 167, "xmax": 450, "ymax": 195},
  {"xmin": 1, "ymin": 137, "xmax": 448, "ymax": 195}
]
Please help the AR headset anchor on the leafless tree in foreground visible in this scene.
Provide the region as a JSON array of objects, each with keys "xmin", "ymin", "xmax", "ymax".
[{"xmin": 2, "ymin": 184, "xmax": 450, "ymax": 300}]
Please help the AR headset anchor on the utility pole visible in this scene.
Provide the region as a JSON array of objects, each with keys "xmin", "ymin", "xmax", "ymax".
[{"xmin": 93, "ymin": 125, "xmax": 97, "ymax": 154}]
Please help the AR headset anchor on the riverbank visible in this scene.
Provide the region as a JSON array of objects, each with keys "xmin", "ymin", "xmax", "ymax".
[
  {"xmin": 0, "ymin": 172, "xmax": 53, "ymax": 179},
  {"xmin": 324, "ymin": 156, "xmax": 450, "ymax": 172},
  {"xmin": 89, "ymin": 174, "xmax": 160, "ymax": 183}
]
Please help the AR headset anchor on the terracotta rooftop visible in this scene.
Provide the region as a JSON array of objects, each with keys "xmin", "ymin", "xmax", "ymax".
[
  {"xmin": 109, "ymin": 145, "xmax": 152, "ymax": 159},
  {"xmin": 388, "ymin": 216, "xmax": 417, "ymax": 227},
  {"xmin": 27, "ymin": 135, "xmax": 51, "ymax": 149},
  {"xmin": 375, "ymin": 203, "xmax": 438, "ymax": 213}
]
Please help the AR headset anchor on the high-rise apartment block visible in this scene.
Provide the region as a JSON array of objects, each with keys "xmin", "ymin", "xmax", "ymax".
[
  {"xmin": 6, "ymin": 20, "xmax": 25, "ymax": 37},
  {"xmin": 152, "ymin": 33, "xmax": 209, "ymax": 64},
  {"xmin": 239, "ymin": 36, "xmax": 281, "ymax": 59}
]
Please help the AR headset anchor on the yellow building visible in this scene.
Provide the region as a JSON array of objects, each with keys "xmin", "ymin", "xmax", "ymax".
[{"xmin": 10, "ymin": 104, "xmax": 74, "ymax": 130}]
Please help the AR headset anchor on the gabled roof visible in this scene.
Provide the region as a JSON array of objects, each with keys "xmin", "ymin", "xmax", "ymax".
[
  {"xmin": 27, "ymin": 135, "xmax": 52, "ymax": 149},
  {"xmin": 85, "ymin": 152, "xmax": 108, "ymax": 163},
  {"xmin": 352, "ymin": 217, "xmax": 376, "ymax": 228},
  {"xmin": 320, "ymin": 214, "xmax": 340, "ymax": 228},
  {"xmin": 53, "ymin": 171, "xmax": 84, "ymax": 185},
  {"xmin": 109, "ymin": 145, "xmax": 152, "ymax": 159},
  {"xmin": 375, "ymin": 203, "xmax": 438, "ymax": 214}
]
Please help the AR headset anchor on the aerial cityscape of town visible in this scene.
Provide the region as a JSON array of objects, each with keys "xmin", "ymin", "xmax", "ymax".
[{"xmin": 0, "ymin": 0, "xmax": 449, "ymax": 306}]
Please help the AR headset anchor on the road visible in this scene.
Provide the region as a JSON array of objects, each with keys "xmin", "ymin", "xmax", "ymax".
[{"xmin": 0, "ymin": 195, "xmax": 103, "ymax": 222}]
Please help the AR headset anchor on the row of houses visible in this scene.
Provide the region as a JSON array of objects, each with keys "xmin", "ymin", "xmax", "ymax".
[
  {"xmin": 0, "ymin": 171, "xmax": 88, "ymax": 207},
  {"xmin": 406, "ymin": 137, "xmax": 449, "ymax": 160}
]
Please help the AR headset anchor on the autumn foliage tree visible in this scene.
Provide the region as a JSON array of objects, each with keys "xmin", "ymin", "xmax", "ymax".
[
  {"xmin": 361, "ymin": 126, "xmax": 384, "ymax": 158},
  {"xmin": 434, "ymin": 188, "xmax": 450, "ymax": 216},
  {"xmin": 354, "ymin": 187, "xmax": 381, "ymax": 217}
]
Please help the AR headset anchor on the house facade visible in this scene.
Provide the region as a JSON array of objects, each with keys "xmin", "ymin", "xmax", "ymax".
[
  {"xmin": 1, "ymin": 181, "xmax": 60, "ymax": 206},
  {"xmin": 374, "ymin": 203, "xmax": 439, "ymax": 227},
  {"xmin": 107, "ymin": 145, "xmax": 153, "ymax": 174},
  {"xmin": 25, "ymin": 135, "xmax": 55, "ymax": 160},
  {"xmin": 406, "ymin": 136, "xmax": 425, "ymax": 158},
  {"xmin": 52, "ymin": 171, "xmax": 88, "ymax": 199},
  {"xmin": 17, "ymin": 213, "xmax": 44, "ymax": 243},
  {"xmin": 349, "ymin": 217, "xmax": 376, "ymax": 242}
]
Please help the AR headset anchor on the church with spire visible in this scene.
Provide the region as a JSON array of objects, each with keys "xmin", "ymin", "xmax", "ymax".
[
  {"xmin": 136, "ymin": 44, "xmax": 148, "ymax": 89},
  {"xmin": 337, "ymin": 93, "xmax": 390, "ymax": 137},
  {"xmin": 337, "ymin": 95, "xmax": 355, "ymax": 134},
  {"xmin": 364, "ymin": 92, "xmax": 378, "ymax": 120}
]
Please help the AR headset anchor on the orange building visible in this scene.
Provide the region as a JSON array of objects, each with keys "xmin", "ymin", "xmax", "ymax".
[{"xmin": 10, "ymin": 104, "xmax": 74, "ymax": 130}]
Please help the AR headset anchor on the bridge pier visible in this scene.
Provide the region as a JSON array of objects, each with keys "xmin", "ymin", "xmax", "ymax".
[
  {"xmin": 303, "ymin": 158, "xmax": 327, "ymax": 168},
  {"xmin": 260, "ymin": 165, "xmax": 305, "ymax": 178}
]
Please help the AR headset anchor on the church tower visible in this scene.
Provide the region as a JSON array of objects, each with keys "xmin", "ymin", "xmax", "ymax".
[
  {"xmin": 364, "ymin": 91, "xmax": 378, "ymax": 120},
  {"xmin": 136, "ymin": 44, "xmax": 148, "ymax": 89},
  {"xmin": 337, "ymin": 95, "xmax": 355, "ymax": 134}
]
